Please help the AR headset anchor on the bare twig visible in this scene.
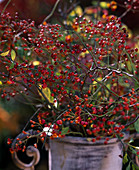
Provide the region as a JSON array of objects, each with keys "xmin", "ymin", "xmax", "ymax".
[
  {"xmin": 22, "ymin": 106, "xmax": 42, "ymax": 131},
  {"xmin": 1, "ymin": 0, "xmax": 11, "ymax": 15},
  {"xmin": 125, "ymin": 116, "xmax": 139, "ymax": 128},
  {"xmin": 42, "ymin": 0, "xmax": 60, "ymax": 23},
  {"xmin": 119, "ymin": 8, "xmax": 131, "ymax": 19}
]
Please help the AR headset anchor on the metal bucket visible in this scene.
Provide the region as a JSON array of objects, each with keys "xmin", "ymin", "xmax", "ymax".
[{"xmin": 48, "ymin": 136, "xmax": 123, "ymax": 170}]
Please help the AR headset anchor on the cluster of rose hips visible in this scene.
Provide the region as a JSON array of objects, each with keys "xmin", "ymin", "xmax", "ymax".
[
  {"xmin": 123, "ymin": 0, "xmax": 139, "ymax": 11},
  {"xmin": 0, "ymin": 10, "xmax": 138, "ymax": 151},
  {"xmin": 111, "ymin": 0, "xmax": 139, "ymax": 11}
]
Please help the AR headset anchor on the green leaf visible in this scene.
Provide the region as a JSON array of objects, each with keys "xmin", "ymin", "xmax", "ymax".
[
  {"xmin": 126, "ymin": 162, "xmax": 131, "ymax": 170},
  {"xmin": 123, "ymin": 153, "xmax": 128, "ymax": 164},
  {"xmin": 9, "ymin": 63, "xmax": 15, "ymax": 69},
  {"xmin": 11, "ymin": 49, "xmax": 16, "ymax": 61},
  {"xmin": 61, "ymin": 127, "xmax": 69, "ymax": 135},
  {"xmin": 134, "ymin": 118, "xmax": 139, "ymax": 133},
  {"xmin": 132, "ymin": 164, "xmax": 136, "ymax": 170},
  {"xmin": 0, "ymin": 50, "xmax": 9, "ymax": 56},
  {"xmin": 100, "ymin": 2, "xmax": 108, "ymax": 8},
  {"xmin": 91, "ymin": 1, "xmax": 98, "ymax": 6},
  {"xmin": 126, "ymin": 61, "xmax": 132, "ymax": 72},
  {"xmin": 129, "ymin": 146, "xmax": 137, "ymax": 154}
]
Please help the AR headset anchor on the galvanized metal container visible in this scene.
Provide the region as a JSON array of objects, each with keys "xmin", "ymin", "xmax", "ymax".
[{"xmin": 48, "ymin": 136, "xmax": 123, "ymax": 170}]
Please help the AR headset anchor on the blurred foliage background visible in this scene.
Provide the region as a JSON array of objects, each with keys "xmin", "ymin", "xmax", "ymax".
[{"xmin": 0, "ymin": 0, "xmax": 139, "ymax": 169}]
